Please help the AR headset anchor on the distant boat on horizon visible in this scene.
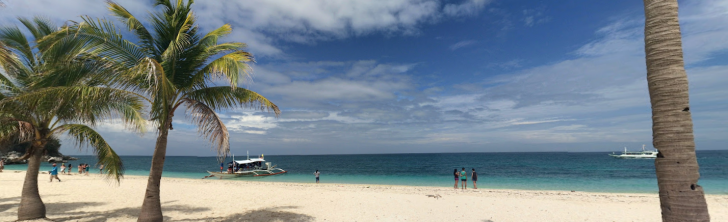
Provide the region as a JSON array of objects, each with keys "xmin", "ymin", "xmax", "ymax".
[{"xmin": 609, "ymin": 145, "xmax": 658, "ymax": 159}]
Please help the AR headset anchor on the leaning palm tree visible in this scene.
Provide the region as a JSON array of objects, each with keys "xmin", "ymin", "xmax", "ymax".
[
  {"xmin": 642, "ymin": 0, "xmax": 710, "ymax": 221},
  {"xmin": 0, "ymin": 18, "xmax": 146, "ymax": 220},
  {"xmin": 50, "ymin": 1, "xmax": 280, "ymax": 221}
]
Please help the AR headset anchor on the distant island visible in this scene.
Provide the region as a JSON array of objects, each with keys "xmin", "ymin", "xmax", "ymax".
[{"xmin": 0, "ymin": 138, "xmax": 77, "ymax": 164}]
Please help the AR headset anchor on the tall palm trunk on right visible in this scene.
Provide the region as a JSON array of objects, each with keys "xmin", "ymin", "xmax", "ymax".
[
  {"xmin": 65, "ymin": 1, "xmax": 281, "ymax": 221},
  {"xmin": 642, "ymin": 0, "xmax": 709, "ymax": 221}
]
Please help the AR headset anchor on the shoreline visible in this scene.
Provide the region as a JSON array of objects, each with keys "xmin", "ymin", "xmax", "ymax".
[
  {"xmin": 3, "ymin": 168, "xmax": 727, "ymax": 196},
  {"xmin": 2, "ymin": 172, "xmax": 728, "ymax": 221}
]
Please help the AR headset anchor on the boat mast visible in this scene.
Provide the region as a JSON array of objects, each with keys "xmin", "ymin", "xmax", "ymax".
[{"xmin": 247, "ymin": 150, "xmax": 249, "ymax": 160}]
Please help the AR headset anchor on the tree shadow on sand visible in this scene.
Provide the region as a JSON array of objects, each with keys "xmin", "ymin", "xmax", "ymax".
[
  {"xmin": 48, "ymin": 203, "xmax": 211, "ymax": 222},
  {"xmin": 175, "ymin": 206, "xmax": 314, "ymax": 222},
  {"xmin": 0, "ymin": 196, "xmax": 21, "ymax": 213}
]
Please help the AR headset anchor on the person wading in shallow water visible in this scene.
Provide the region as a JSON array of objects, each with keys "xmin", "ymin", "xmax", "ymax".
[
  {"xmin": 460, "ymin": 168, "xmax": 467, "ymax": 190},
  {"xmin": 471, "ymin": 168, "xmax": 478, "ymax": 189},
  {"xmin": 314, "ymin": 170, "xmax": 320, "ymax": 183},
  {"xmin": 453, "ymin": 169, "xmax": 459, "ymax": 189}
]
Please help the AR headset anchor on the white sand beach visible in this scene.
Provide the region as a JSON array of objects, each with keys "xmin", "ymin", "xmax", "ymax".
[{"xmin": 1, "ymin": 171, "xmax": 727, "ymax": 222}]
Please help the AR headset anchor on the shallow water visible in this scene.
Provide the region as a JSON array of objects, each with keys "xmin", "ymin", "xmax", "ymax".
[{"xmin": 4, "ymin": 151, "xmax": 727, "ymax": 194}]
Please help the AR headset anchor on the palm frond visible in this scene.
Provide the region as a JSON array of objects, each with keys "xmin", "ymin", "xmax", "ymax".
[
  {"xmin": 107, "ymin": 0, "xmax": 156, "ymax": 55},
  {"xmin": 189, "ymin": 50, "xmax": 254, "ymax": 89},
  {"xmin": 55, "ymin": 124, "xmax": 124, "ymax": 182},
  {"xmin": 0, "ymin": 86, "xmax": 147, "ymax": 133},
  {"xmin": 0, "ymin": 25, "xmax": 34, "ymax": 67},
  {"xmin": 184, "ymin": 86, "xmax": 280, "ymax": 116},
  {"xmin": 199, "ymin": 24, "xmax": 232, "ymax": 48},
  {"xmin": 180, "ymin": 98, "xmax": 228, "ymax": 162},
  {"xmin": 73, "ymin": 17, "xmax": 147, "ymax": 66},
  {"xmin": 0, "ymin": 117, "xmax": 35, "ymax": 146}
]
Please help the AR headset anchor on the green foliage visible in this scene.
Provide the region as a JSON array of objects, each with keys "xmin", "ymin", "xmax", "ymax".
[
  {"xmin": 0, "ymin": 17, "xmax": 145, "ymax": 182},
  {"xmin": 63, "ymin": 0, "xmax": 281, "ymax": 161},
  {"xmin": 0, "ymin": 137, "xmax": 61, "ymax": 156}
]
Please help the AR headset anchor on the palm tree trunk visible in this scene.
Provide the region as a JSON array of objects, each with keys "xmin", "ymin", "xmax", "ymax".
[
  {"xmin": 643, "ymin": 0, "xmax": 710, "ymax": 221},
  {"xmin": 17, "ymin": 142, "xmax": 47, "ymax": 220},
  {"xmin": 137, "ymin": 122, "xmax": 170, "ymax": 222}
]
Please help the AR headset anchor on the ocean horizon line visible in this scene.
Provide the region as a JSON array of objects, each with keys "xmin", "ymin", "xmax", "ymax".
[{"xmin": 61, "ymin": 149, "xmax": 728, "ymax": 157}]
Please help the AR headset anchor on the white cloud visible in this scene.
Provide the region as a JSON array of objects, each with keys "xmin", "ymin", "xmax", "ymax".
[
  {"xmin": 1, "ymin": 0, "xmax": 493, "ymax": 57},
  {"xmin": 443, "ymin": 0, "xmax": 491, "ymax": 17},
  {"xmin": 449, "ymin": 40, "xmax": 477, "ymax": 51}
]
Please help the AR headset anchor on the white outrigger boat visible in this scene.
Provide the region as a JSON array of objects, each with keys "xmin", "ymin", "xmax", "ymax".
[
  {"xmin": 609, "ymin": 145, "xmax": 659, "ymax": 159},
  {"xmin": 206, "ymin": 153, "xmax": 287, "ymax": 179}
]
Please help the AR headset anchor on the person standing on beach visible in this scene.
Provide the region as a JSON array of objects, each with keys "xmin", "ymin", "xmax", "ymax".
[
  {"xmin": 0, "ymin": 158, "xmax": 4, "ymax": 173},
  {"xmin": 99, "ymin": 164, "xmax": 104, "ymax": 174},
  {"xmin": 460, "ymin": 168, "xmax": 467, "ymax": 190},
  {"xmin": 453, "ymin": 169, "xmax": 459, "ymax": 189},
  {"xmin": 68, "ymin": 164, "xmax": 72, "ymax": 175},
  {"xmin": 314, "ymin": 170, "xmax": 320, "ymax": 183},
  {"xmin": 85, "ymin": 164, "xmax": 90, "ymax": 176},
  {"xmin": 471, "ymin": 168, "xmax": 477, "ymax": 189},
  {"xmin": 60, "ymin": 164, "xmax": 66, "ymax": 175},
  {"xmin": 49, "ymin": 163, "xmax": 61, "ymax": 182}
]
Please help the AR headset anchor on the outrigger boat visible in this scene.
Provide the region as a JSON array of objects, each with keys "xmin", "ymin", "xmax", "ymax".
[
  {"xmin": 206, "ymin": 153, "xmax": 287, "ymax": 179},
  {"xmin": 609, "ymin": 145, "xmax": 659, "ymax": 159}
]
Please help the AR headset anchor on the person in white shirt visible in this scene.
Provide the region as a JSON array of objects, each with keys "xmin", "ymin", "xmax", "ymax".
[{"xmin": 314, "ymin": 170, "xmax": 320, "ymax": 183}]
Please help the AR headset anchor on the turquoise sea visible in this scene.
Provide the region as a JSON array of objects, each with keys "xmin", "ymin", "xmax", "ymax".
[{"xmin": 4, "ymin": 151, "xmax": 727, "ymax": 194}]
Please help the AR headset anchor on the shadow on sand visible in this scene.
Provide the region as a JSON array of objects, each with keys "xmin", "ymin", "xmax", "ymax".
[
  {"xmin": 49, "ymin": 203, "xmax": 211, "ymax": 222},
  {"xmin": 173, "ymin": 206, "xmax": 314, "ymax": 222},
  {"xmin": 0, "ymin": 196, "xmax": 21, "ymax": 213},
  {"xmin": 4, "ymin": 198, "xmax": 313, "ymax": 222}
]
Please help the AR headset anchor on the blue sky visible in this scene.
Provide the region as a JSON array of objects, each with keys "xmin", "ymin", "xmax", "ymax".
[{"xmin": 1, "ymin": 0, "xmax": 726, "ymax": 155}]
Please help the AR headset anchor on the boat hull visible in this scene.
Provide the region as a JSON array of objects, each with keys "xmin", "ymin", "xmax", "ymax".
[
  {"xmin": 609, "ymin": 154, "xmax": 656, "ymax": 159},
  {"xmin": 206, "ymin": 168, "xmax": 287, "ymax": 179}
]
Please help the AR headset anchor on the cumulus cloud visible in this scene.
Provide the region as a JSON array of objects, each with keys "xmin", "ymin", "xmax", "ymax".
[{"xmin": 0, "ymin": 0, "xmax": 493, "ymax": 57}]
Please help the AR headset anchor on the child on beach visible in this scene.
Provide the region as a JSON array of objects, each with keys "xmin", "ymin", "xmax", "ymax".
[
  {"xmin": 84, "ymin": 164, "xmax": 90, "ymax": 176},
  {"xmin": 314, "ymin": 170, "xmax": 320, "ymax": 183},
  {"xmin": 453, "ymin": 169, "xmax": 459, "ymax": 189},
  {"xmin": 60, "ymin": 164, "xmax": 66, "ymax": 174},
  {"xmin": 460, "ymin": 168, "xmax": 467, "ymax": 190},
  {"xmin": 79, "ymin": 163, "xmax": 83, "ymax": 174},
  {"xmin": 49, "ymin": 163, "xmax": 61, "ymax": 182},
  {"xmin": 471, "ymin": 168, "xmax": 478, "ymax": 189},
  {"xmin": 67, "ymin": 164, "xmax": 72, "ymax": 175}
]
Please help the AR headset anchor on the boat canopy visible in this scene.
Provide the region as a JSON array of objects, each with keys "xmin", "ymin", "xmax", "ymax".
[{"xmin": 235, "ymin": 158, "xmax": 265, "ymax": 164}]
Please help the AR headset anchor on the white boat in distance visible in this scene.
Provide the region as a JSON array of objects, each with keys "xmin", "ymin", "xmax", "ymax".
[
  {"xmin": 609, "ymin": 145, "xmax": 659, "ymax": 159},
  {"xmin": 206, "ymin": 154, "xmax": 287, "ymax": 179}
]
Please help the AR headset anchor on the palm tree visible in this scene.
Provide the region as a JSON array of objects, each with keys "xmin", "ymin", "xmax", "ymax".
[
  {"xmin": 0, "ymin": 18, "xmax": 146, "ymax": 220},
  {"xmin": 642, "ymin": 0, "xmax": 710, "ymax": 221},
  {"xmin": 55, "ymin": 1, "xmax": 280, "ymax": 221}
]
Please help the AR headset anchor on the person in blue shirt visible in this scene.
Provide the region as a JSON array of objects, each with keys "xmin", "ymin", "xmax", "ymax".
[{"xmin": 49, "ymin": 163, "xmax": 61, "ymax": 182}]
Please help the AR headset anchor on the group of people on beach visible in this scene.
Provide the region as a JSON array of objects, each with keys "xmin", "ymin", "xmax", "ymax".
[
  {"xmin": 454, "ymin": 168, "xmax": 477, "ymax": 189},
  {"xmin": 48, "ymin": 163, "xmax": 104, "ymax": 182}
]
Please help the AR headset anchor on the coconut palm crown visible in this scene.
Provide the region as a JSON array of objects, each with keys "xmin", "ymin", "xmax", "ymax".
[
  {"xmin": 0, "ymin": 17, "xmax": 145, "ymax": 220},
  {"xmin": 45, "ymin": 0, "xmax": 281, "ymax": 221}
]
